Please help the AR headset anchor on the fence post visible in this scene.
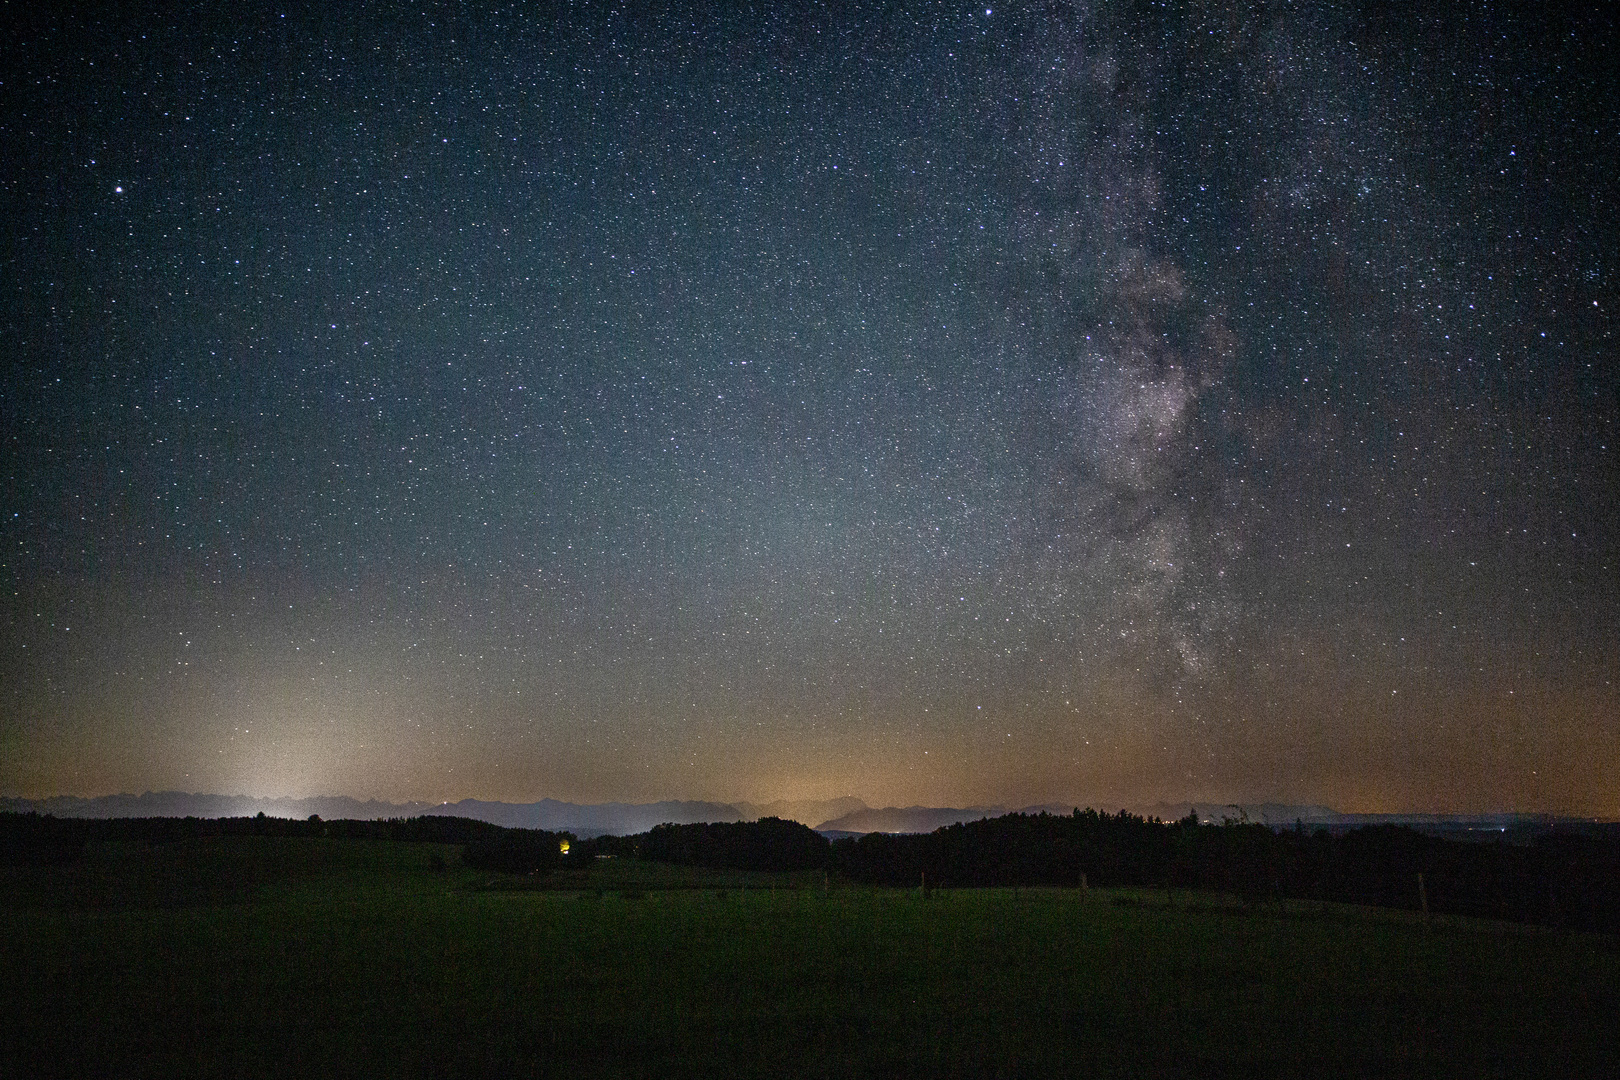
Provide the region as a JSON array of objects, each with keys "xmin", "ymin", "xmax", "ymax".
[{"xmin": 1418, "ymin": 872, "xmax": 1429, "ymax": 930}]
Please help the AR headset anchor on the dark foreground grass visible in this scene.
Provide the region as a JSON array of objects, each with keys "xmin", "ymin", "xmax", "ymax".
[{"xmin": 2, "ymin": 837, "xmax": 1615, "ymax": 1078}]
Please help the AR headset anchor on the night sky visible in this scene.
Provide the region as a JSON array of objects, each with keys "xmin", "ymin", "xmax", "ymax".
[{"xmin": 3, "ymin": 2, "xmax": 1615, "ymax": 814}]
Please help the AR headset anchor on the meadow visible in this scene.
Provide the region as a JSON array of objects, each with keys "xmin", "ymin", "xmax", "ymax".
[{"xmin": 2, "ymin": 834, "xmax": 1615, "ymax": 1078}]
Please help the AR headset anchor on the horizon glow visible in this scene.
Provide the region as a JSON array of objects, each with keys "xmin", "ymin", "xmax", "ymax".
[{"xmin": 2, "ymin": 4, "xmax": 1615, "ymax": 815}]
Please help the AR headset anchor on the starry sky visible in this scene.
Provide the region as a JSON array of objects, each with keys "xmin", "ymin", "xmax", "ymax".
[{"xmin": 3, "ymin": 2, "xmax": 1616, "ymax": 814}]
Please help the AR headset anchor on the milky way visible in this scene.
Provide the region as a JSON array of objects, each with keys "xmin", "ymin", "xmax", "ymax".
[{"xmin": 3, "ymin": 3, "xmax": 1615, "ymax": 813}]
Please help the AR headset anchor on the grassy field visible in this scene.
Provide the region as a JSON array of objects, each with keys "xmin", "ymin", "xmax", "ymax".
[{"xmin": 3, "ymin": 835, "xmax": 1616, "ymax": 1078}]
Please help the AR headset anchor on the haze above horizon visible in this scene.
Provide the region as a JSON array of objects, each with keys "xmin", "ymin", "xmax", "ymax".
[{"xmin": 3, "ymin": 4, "xmax": 1615, "ymax": 816}]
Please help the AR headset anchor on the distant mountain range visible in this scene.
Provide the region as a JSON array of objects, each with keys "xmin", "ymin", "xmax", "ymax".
[
  {"xmin": 810, "ymin": 802, "xmax": 1372, "ymax": 833},
  {"xmin": 734, "ymin": 796, "xmax": 869, "ymax": 826},
  {"xmin": 1, "ymin": 792, "xmax": 432, "ymax": 824},
  {"xmin": 0, "ymin": 792, "xmax": 866, "ymax": 837},
  {"xmin": 814, "ymin": 804, "xmax": 1075, "ymax": 834},
  {"xmin": 0, "ymin": 792, "xmax": 1596, "ymax": 837}
]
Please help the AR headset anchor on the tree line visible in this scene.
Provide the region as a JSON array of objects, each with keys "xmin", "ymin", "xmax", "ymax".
[
  {"xmin": 7, "ymin": 808, "xmax": 1618, "ymax": 931},
  {"xmin": 828, "ymin": 809, "xmax": 1620, "ymax": 931},
  {"xmin": 577, "ymin": 810, "xmax": 1620, "ymax": 932},
  {"xmin": 0, "ymin": 810, "xmax": 572, "ymax": 875}
]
